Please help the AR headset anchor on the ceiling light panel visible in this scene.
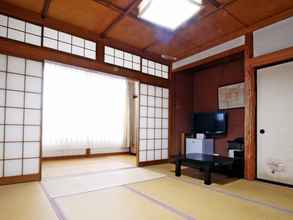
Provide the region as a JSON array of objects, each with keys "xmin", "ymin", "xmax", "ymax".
[{"xmin": 138, "ymin": 0, "xmax": 202, "ymax": 30}]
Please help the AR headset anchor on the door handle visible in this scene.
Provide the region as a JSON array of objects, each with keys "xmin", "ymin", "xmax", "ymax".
[{"xmin": 260, "ymin": 129, "xmax": 265, "ymax": 134}]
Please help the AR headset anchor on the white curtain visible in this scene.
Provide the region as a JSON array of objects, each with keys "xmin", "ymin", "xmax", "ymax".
[{"xmin": 42, "ymin": 61, "xmax": 129, "ymax": 155}]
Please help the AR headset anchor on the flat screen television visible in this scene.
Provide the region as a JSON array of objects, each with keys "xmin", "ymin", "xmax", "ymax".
[{"xmin": 192, "ymin": 112, "xmax": 227, "ymax": 136}]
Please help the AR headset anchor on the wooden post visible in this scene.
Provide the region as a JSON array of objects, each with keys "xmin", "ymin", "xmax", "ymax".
[
  {"xmin": 181, "ymin": 133, "xmax": 186, "ymax": 157},
  {"xmin": 244, "ymin": 33, "xmax": 256, "ymax": 180}
]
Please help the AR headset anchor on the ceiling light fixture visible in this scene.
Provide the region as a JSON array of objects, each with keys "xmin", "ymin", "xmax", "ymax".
[
  {"xmin": 161, "ymin": 54, "xmax": 177, "ymax": 61},
  {"xmin": 138, "ymin": 0, "xmax": 202, "ymax": 31}
]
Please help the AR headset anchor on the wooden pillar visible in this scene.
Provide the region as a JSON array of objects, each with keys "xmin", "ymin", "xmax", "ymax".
[
  {"xmin": 169, "ymin": 66, "xmax": 175, "ymax": 160},
  {"xmin": 180, "ymin": 133, "xmax": 186, "ymax": 156},
  {"xmin": 244, "ymin": 33, "xmax": 256, "ymax": 180}
]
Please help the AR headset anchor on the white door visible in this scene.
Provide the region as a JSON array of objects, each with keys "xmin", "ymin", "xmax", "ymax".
[{"xmin": 257, "ymin": 61, "xmax": 293, "ymax": 185}]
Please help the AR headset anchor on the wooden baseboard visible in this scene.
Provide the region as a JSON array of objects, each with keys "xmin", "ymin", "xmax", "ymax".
[
  {"xmin": 138, "ymin": 159, "xmax": 169, "ymax": 167},
  {"xmin": 42, "ymin": 152, "xmax": 130, "ymax": 161},
  {"xmin": 0, "ymin": 174, "xmax": 41, "ymax": 185}
]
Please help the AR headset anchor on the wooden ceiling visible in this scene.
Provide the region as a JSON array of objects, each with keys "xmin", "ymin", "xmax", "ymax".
[{"xmin": 3, "ymin": 0, "xmax": 293, "ymax": 60}]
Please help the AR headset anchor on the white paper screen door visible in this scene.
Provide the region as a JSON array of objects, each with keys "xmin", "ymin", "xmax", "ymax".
[{"xmin": 257, "ymin": 61, "xmax": 293, "ymax": 185}]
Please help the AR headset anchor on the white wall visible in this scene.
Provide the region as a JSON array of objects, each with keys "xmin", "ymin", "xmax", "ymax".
[{"xmin": 253, "ymin": 16, "xmax": 293, "ymax": 57}]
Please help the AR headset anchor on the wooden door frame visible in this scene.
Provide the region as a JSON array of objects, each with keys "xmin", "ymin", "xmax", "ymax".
[{"xmin": 244, "ymin": 33, "xmax": 293, "ymax": 180}]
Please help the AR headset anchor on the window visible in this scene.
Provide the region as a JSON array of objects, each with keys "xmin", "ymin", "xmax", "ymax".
[
  {"xmin": 104, "ymin": 46, "xmax": 169, "ymax": 79},
  {"xmin": 104, "ymin": 46, "xmax": 141, "ymax": 71},
  {"xmin": 0, "ymin": 14, "xmax": 42, "ymax": 46},
  {"xmin": 42, "ymin": 62, "xmax": 129, "ymax": 156},
  {"xmin": 43, "ymin": 27, "xmax": 96, "ymax": 60},
  {"xmin": 138, "ymin": 0, "xmax": 202, "ymax": 30},
  {"xmin": 142, "ymin": 58, "xmax": 169, "ymax": 79}
]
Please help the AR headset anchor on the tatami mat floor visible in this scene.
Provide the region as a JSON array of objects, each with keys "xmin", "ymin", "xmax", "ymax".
[{"xmin": 0, "ymin": 155, "xmax": 292, "ymax": 220}]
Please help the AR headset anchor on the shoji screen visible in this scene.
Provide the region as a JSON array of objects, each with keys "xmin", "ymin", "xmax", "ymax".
[
  {"xmin": 0, "ymin": 53, "xmax": 42, "ymax": 179},
  {"xmin": 139, "ymin": 83, "xmax": 169, "ymax": 162},
  {"xmin": 0, "ymin": 14, "xmax": 42, "ymax": 47},
  {"xmin": 43, "ymin": 27, "xmax": 96, "ymax": 60}
]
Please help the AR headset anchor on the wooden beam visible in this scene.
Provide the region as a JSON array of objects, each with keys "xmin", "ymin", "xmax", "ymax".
[
  {"xmin": 94, "ymin": 0, "xmax": 123, "ymax": 13},
  {"xmin": 248, "ymin": 46, "xmax": 293, "ymax": 68},
  {"xmin": 41, "ymin": 0, "xmax": 52, "ymax": 18},
  {"xmin": 206, "ymin": 0, "xmax": 221, "ymax": 8},
  {"xmin": 101, "ymin": 0, "xmax": 143, "ymax": 37},
  {"xmin": 244, "ymin": 32, "xmax": 256, "ymax": 181}
]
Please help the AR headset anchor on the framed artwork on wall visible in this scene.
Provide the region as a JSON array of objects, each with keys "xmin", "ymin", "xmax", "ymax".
[{"xmin": 218, "ymin": 82, "xmax": 245, "ymax": 110}]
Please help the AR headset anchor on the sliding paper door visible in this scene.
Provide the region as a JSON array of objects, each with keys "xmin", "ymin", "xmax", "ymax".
[
  {"xmin": 257, "ymin": 61, "xmax": 293, "ymax": 185},
  {"xmin": 0, "ymin": 53, "xmax": 43, "ymax": 182},
  {"xmin": 139, "ymin": 83, "xmax": 169, "ymax": 163}
]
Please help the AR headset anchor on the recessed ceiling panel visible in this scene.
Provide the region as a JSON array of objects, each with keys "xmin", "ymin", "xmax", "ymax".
[
  {"xmin": 146, "ymin": 34, "xmax": 195, "ymax": 58},
  {"xmin": 110, "ymin": 0, "xmax": 136, "ymax": 9},
  {"xmin": 181, "ymin": 10, "xmax": 243, "ymax": 45},
  {"xmin": 148, "ymin": 10, "xmax": 244, "ymax": 59},
  {"xmin": 2, "ymin": 0, "xmax": 44, "ymax": 13},
  {"xmin": 107, "ymin": 16, "xmax": 170, "ymax": 49},
  {"xmin": 49, "ymin": 0, "xmax": 120, "ymax": 34},
  {"xmin": 225, "ymin": 0, "xmax": 293, "ymax": 25}
]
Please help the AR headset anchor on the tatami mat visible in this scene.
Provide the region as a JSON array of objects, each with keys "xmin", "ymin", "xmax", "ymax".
[
  {"xmin": 144, "ymin": 163, "xmax": 293, "ymax": 211},
  {"xmin": 128, "ymin": 177, "xmax": 293, "ymax": 220},
  {"xmin": 218, "ymin": 179, "xmax": 293, "ymax": 211},
  {"xmin": 42, "ymin": 167, "xmax": 165, "ymax": 198},
  {"xmin": 1, "ymin": 157, "xmax": 292, "ymax": 220},
  {"xmin": 0, "ymin": 182, "xmax": 58, "ymax": 220},
  {"xmin": 55, "ymin": 186, "xmax": 181, "ymax": 220},
  {"xmin": 42, "ymin": 155, "xmax": 136, "ymax": 178},
  {"xmin": 43, "ymin": 161, "xmax": 134, "ymax": 179}
]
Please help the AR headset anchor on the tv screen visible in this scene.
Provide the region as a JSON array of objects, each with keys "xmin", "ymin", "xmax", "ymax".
[{"xmin": 192, "ymin": 112, "xmax": 227, "ymax": 135}]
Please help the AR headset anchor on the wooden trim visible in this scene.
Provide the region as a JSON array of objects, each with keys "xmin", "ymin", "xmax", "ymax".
[
  {"xmin": 257, "ymin": 178, "xmax": 293, "ymax": 188},
  {"xmin": 101, "ymin": 0, "xmax": 143, "ymax": 37},
  {"xmin": 169, "ymin": 63, "xmax": 175, "ymax": 160},
  {"xmin": 138, "ymin": 159, "xmax": 168, "ymax": 167},
  {"xmin": 0, "ymin": 174, "xmax": 41, "ymax": 185},
  {"xmin": 41, "ymin": 0, "xmax": 52, "ymax": 19},
  {"xmin": 244, "ymin": 33, "xmax": 256, "ymax": 180},
  {"xmin": 248, "ymin": 46, "xmax": 293, "ymax": 68},
  {"xmin": 173, "ymin": 46, "xmax": 245, "ymax": 72},
  {"xmin": 42, "ymin": 152, "xmax": 130, "ymax": 161},
  {"xmin": 0, "ymin": 37, "xmax": 170, "ymax": 88},
  {"xmin": 0, "ymin": 1, "xmax": 170, "ymax": 65}
]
